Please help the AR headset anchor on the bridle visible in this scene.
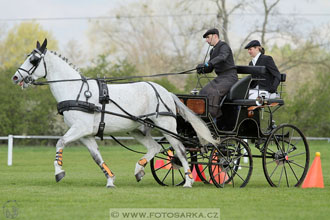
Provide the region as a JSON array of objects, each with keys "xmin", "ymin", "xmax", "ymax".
[{"xmin": 17, "ymin": 48, "xmax": 48, "ymax": 84}]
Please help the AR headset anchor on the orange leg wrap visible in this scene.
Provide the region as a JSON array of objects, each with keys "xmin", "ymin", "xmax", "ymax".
[
  {"xmin": 102, "ymin": 163, "xmax": 114, "ymax": 177},
  {"xmin": 186, "ymin": 169, "xmax": 193, "ymax": 179},
  {"xmin": 56, "ymin": 149, "xmax": 63, "ymax": 166},
  {"xmin": 138, "ymin": 158, "xmax": 148, "ymax": 167}
]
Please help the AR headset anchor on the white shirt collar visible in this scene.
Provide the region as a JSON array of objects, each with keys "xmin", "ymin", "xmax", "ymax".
[{"xmin": 252, "ymin": 52, "xmax": 261, "ymax": 66}]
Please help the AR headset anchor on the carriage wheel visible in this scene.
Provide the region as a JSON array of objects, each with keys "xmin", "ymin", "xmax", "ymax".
[
  {"xmin": 262, "ymin": 124, "xmax": 310, "ymax": 187},
  {"xmin": 208, "ymin": 137, "xmax": 253, "ymax": 188},
  {"xmin": 150, "ymin": 140, "xmax": 196, "ymax": 186},
  {"xmin": 194, "ymin": 145, "xmax": 215, "ymax": 184}
]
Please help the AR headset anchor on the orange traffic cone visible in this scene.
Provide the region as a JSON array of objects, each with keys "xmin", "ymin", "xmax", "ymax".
[
  {"xmin": 154, "ymin": 160, "xmax": 165, "ymax": 170},
  {"xmin": 197, "ymin": 164, "xmax": 206, "ymax": 180},
  {"xmin": 192, "ymin": 165, "xmax": 206, "ymax": 182},
  {"xmin": 302, "ymin": 152, "xmax": 324, "ymax": 188},
  {"xmin": 209, "ymin": 155, "xmax": 229, "ymax": 184},
  {"xmin": 209, "ymin": 166, "xmax": 229, "ymax": 184},
  {"xmin": 192, "ymin": 167, "xmax": 201, "ymax": 181}
]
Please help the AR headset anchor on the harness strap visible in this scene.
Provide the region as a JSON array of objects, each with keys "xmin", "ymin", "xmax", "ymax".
[
  {"xmin": 97, "ymin": 79, "xmax": 110, "ymax": 104},
  {"xmin": 145, "ymin": 82, "xmax": 174, "ymax": 117},
  {"xmin": 138, "ymin": 111, "xmax": 176, "ymax": 119},
  {"xmin": 96, "ymin": 79, "xmax": 110, "ymax": 140},
  {"xmin": 41, "ymin": 50, "xmax": 48, "ymax": 78},
  {"xmin": 57, "ymin": 100, "xmax": 101, "ymax": 115},
  {"xmin": 76, "ymin": 75, "xmax": 91, "ymax": 102},
  {"xmin": 96, "ymin": 102, "xmax": 107, "ymax": 140}
]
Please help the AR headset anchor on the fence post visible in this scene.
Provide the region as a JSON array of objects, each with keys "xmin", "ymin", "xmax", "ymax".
[{"xmin": 8, "ymin": 134, "xmax": 13, "ymax": 166}]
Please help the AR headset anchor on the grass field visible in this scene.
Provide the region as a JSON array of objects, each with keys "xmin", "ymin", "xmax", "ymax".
[{"xmin": 0, "ymin": 141, "xmax": 329, "ymax": 220}]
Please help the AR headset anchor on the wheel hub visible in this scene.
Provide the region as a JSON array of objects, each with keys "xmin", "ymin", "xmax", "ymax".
[{"xmin": 274, "ymin": 150, "xmax": 287, "ymax": 165}]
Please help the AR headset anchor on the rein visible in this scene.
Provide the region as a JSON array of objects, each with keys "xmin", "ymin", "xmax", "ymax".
[{"xmin": 32, "ymin": 68, "xmax": 196, "ymax": 86}]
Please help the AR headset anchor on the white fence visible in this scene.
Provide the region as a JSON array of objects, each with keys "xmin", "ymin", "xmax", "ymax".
[{"xmin": 1, "ymin": 135, "xmax": 330, "ymax": 166}]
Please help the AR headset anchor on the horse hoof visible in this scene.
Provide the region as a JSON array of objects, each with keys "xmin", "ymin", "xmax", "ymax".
[
  {"xmin": 107, "ymin": 184, "xmax": 116, "ymax": 188},
  {"xmin": 135, "ymin": 170, "xmax": 145, "ymax": 182},
  {"xmin": 55, "ymin": 171, "xmax": 65, "ymax": 182},
  {"xmin": 106, "ymin": 176, "xmax": 116, "ymax": 188},
  {"xmin": 183, "ymin": 177, "xmax": 194, "ymax": 188}
]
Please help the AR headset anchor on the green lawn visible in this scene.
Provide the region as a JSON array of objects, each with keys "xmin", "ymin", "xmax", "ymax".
[{"xmin": 0, "ymin": 141, "xmax": 329, "ymax": 220}]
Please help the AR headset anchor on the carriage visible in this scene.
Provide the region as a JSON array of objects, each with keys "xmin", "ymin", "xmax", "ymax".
[
  {"xmin": 150, "ymin": 66, "xmax": 310, "ymax": 188},
  {"xmin": 12, "ymin": 39, "xmax": 310, "ymax": 188}
]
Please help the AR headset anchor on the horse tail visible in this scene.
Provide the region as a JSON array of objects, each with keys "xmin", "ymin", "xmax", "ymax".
[{"xmin": 171, "ymin": 93, "xmax": 219, "ymax": 146}]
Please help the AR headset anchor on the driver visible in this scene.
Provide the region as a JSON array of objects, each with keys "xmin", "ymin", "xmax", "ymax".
[{"xmin": 196, "ymin": 28, "xmax": 238, "ymax": 121}]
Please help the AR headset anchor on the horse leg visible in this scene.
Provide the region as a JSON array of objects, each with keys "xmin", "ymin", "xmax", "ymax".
[
  {"xmin": 80, "ymin": 137, "xmax": 115, "ymax": 188},
  {"xmin": 163, "ymin": 134, "xmax": 194, "ymax": 188},
  {"xmin": 130, "ymin": 129, "xmax": 162, "ymax": 182},
  {"xmin": 54, "ymin": 123, "xmax": 91, "ymax": 182},
  {"xmin": 54, "ymin": 138, "xmax": 66, "ymax": 182}
]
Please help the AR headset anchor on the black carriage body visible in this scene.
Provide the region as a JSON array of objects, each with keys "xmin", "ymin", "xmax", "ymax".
[
  {"xmin": 175, "ymin": 66, "xmax": 285, "ymax": 140},
  {"xmin": 175, "ymin": 94, "xmax": 283, "ymax": 139}
]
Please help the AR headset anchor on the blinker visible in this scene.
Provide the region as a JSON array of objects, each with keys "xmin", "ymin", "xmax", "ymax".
[{"xmin": 29, "ymin": 51, "xmax": 42, "ymax": 66}]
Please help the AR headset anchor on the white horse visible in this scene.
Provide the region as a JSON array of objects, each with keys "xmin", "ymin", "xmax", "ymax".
[{"xmin": 12, "ymin": 39, "xmax": 218, "ymax": 188}]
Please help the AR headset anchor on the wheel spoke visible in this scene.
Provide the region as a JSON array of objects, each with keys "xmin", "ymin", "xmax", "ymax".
[
  {"xmin": 201, "ymin": 164, "xmax": 209, "ymax": 173},
  {"xmin": 230, "ymin": 166, "xmax": 245, "ymax": 182},
  {"xmin": 283, "ymin": 163, "xmax": 289, "ymax": 187},
  {"xmin": 286, "ymin": 161, "xmax": 299, "ymax": 181},
  {"xmin": 278, "ymin": 162, "xmax": 284, "ymax": 186},
  {"xmin": 239, "ymin": 164, "xmax": 252, "ymax": 169},
  {"xmin": 274, "ymin": 135, "xmax": 285, "ymax": 156},
  {"xmin": 178, "ymin": 169, "xmax": 185, "ymax": 180},
  {"xmin": 287, "ymin": 151, "xmax": 306, "ymax": 159},
  {"xmin": 233, "ymin": 142, "xmax": 239, "ymax": 158},
  {"xmin": 269, "ymin": 162, "xmax": 280, "ymax": 178},
  {"xmin": 286, "ymin": 128, "xmax": 294, "ymax": 153},
  {"xmin": 289, "ymin": 160, "xmax": 306, "ymax": 169},
  {"xmin": 161, "ymin": 169, "xmax": 172, "ymax": 183},
  {"xmin": 154, "ymin": 161, "xmax": 171, "ymax": 171},
  {"xmin": 232, "ymin": 152, "xmax": 245, "ymax": 162},
  {"xmin": 266, "ymin": 158, "xmax": 284, "ymax": 165},
  {"xmin": 265, "ymin": 147, "xmax": 276, "ymax": 156}
]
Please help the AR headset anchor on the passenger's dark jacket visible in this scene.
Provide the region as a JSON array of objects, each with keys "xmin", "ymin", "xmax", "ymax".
[
  {"xmin": 199, "ymin": 40, "xmax": 238, "ymax": 118},
  {"xmin": 249, "ymin": 54, "xmax": 281, "ymax": 93}
]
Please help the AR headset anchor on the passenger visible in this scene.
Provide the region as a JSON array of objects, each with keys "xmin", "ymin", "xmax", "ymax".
[
  {"xmin": 196, "ymin": 28, "xmax": 238, "ymax": 121},
  {"xmin": 244, "ymin": 40, "xmax": 281, "ymax": 99}
]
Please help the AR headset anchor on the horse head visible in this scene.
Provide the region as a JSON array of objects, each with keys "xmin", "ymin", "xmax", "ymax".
[{"xmin": 12, "ymin": 38, "xmax": 48, "ymax": 88}]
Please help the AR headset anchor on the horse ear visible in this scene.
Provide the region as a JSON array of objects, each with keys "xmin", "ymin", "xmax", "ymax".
[
  {"xmin": 36, "ymin": 41, "xmax": 40, "ymax": 48},
  {"xmin": 40, "ymin": 38, "xmax": 47, "ymax": 53}
]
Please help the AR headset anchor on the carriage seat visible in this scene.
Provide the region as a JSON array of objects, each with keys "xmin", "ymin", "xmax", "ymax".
[
  {"xmin": 223, "ymin": 75, "xmax": 257, "ymax": 106},
  {"xmin": 226, "ymin": 75, "xmax": 252, "ymax": 101},
  {"xmin": 225, "ymin": 65, "xmax": 266, "ymax": 102},
  {"xmin": 222, "ymin": 66, "xmax": 285, "ymax": 106}
]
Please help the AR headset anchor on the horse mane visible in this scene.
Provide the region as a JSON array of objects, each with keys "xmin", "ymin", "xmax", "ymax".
[{"xmin": 49, "ymin": 50, "xmax": 81, "ymax": 74}]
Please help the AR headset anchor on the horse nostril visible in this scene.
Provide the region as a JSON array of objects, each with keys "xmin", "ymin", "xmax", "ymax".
[{"xmin": 12, "ymin": 76, "xmax": 18, "ymax": 81}]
